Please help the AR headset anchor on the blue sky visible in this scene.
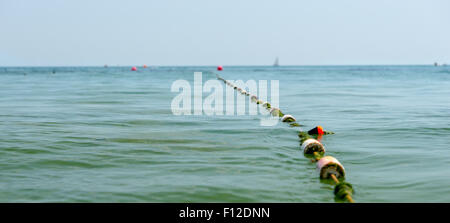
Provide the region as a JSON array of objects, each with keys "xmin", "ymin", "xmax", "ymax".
[{"xmin": 1, "ymin": 0, "xmax": 449, "ymax": 66}]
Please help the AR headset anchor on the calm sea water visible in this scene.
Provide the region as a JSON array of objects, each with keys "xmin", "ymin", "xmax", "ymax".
[{"xmin": 0, "ymin": 65, "xmax": 449, "ymax": 202}]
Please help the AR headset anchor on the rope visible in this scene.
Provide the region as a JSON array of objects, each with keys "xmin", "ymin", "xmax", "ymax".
[{"xmin": 312, "ymin": 151, "xmax": 322, "ymax": 161}]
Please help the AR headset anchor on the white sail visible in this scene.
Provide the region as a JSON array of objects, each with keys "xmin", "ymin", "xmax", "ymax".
[{"xmin": 273, "ymin": 57, "xmax": 279, "ymax": 67}]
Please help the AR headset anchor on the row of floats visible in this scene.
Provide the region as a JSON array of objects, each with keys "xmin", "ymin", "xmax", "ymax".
[{"xmin": 217, "ymin": 74, "xmax": 355, "ymax": 203}]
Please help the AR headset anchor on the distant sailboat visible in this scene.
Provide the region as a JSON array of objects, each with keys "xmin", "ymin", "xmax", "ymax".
[{"xmin": 273, "ymin": 57, "xmax": 279, "ymax": 67}]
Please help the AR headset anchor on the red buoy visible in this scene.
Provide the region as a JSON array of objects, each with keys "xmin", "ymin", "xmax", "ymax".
[
  {"xmin": 131, "ymin": 66, "xmax": 137, "ymax": 71},
  {"xmin": 217, "ymin": 66, "xmax": 223, "ymax": 71},
  {"xmin": 307, "ymin": 126, "xmax": 324, "ymax": 135}
]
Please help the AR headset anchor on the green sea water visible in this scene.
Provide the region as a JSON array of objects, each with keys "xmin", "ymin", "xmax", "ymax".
[{"xmin": 0, "ymin": 65, "xmax": 449, "ymax": 202}]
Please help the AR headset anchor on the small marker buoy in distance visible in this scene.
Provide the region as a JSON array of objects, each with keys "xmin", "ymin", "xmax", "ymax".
[
  {"xmin": 217, "ymin": 66, "xmax": 223, "ymax": 71},
  {"xmin": 131, "ymin": 66, "xmax": 137, "ymax": 71},
  {"xmin": 143, "ymin": 65, "xmax": 147, "ymax": 68}
]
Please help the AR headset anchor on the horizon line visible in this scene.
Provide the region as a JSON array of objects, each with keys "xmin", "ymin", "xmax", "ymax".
[{"xmin": 0, "ymin": 63, "xmax": 444, "ymax": 67}]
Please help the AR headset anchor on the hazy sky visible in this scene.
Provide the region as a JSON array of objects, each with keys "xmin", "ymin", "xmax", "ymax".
[{"xmin": 1, "ymin": 0, "xmax": 449, "ymax": 66}]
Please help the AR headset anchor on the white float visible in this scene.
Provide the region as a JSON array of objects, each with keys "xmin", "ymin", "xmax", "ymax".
[
  {"xmin": 317, "ymin": 156, "xmax": 345, "ymax": 179},
  {"xmin": 269, "ymin": 108, "xmax": 281, "ymax": 117},
  {"xmin": 301, "ymin": 138, "xmax": 325, "ymax": 155},
  {"xmin": 281, "ymin": 114, "xmax": 296, "ymax": 122}
]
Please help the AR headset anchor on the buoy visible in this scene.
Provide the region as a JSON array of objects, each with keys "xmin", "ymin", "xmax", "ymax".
[
  {"xmin": 217, "ymin": 66, "xmax": 223, "ymax": 71},
  {"xmin": 241, "ymin": 90, "xmax": 247, "ymax": 95},
  {"xmin": 269, "ymin": 108, "xmax": 284, "ymax": 117},
  {"xmin": 269, "ymin": 108, "xmax": 279, "ymax": 116},
  {"xmin": 334, "ymin": 182, "xmax": 354, "ymax": 200},
  {"xmin": 299, "ymin": 132, "xmax": 325, "ymax": 155},
  {"xmin": 262, "ymin": 102, "xmax": 271, "ymax": 109},
  {"xmin": 250, "ymin": 95, "xmax": 258, "ymax": 102},
  {"xmin": 308, "ymin": 126, "xmax": 324, "ymax": 135},
  {"xmin": 281, "ymin": 114, "xmax": 296, "ymax": 122},
  {"xmin": 301, "ymin": 138, "xmax": 325, "ymax": 155},
  {"xmin": 308, "ymin": 126, "xmax": 335, "ymax": 135},
  {"xmin": 256, "ymin": 100, "xmax": 264, "ymax": 104},
  {"xmin": 143, "ymin": 65, "xmax": 147, "ymax": 68},
  {"xmin": 317, "ymin": 156, "xmax": 345, "ymax": 179},
  {"xmin": 131, "ymin": 66, "xmax": 137, "ymax": 71}
]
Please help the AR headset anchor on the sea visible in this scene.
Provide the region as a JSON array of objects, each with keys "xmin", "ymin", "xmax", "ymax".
[{"xmin": 0, "ymin": 65, "xmax": 449, "ymax": 202}]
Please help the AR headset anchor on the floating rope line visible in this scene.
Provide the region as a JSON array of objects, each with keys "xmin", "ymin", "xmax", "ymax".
[{"xmin": 216, "ymin": 74, "xmax": 355, "ymax": 203}]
